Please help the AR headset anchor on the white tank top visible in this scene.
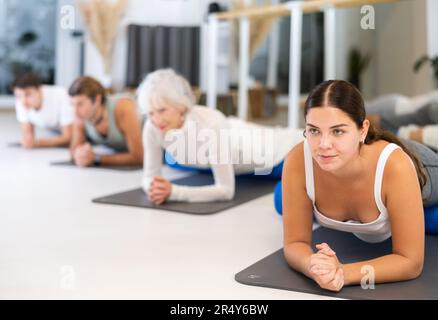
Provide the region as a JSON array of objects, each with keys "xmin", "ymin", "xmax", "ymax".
[{"xmin": 304, "ymin": 140, "xmax": 400, "ymax": 243}]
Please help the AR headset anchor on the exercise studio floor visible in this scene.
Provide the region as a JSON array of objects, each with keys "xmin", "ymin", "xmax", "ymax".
[{"xmin": 0, "ymin": 111, "xmax": 334, "ymax": 300}]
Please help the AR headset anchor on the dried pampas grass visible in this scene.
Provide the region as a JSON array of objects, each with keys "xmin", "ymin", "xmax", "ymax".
[{"xmin": 77, "ymin": 0, "xmax": 128, "ymax": 74}]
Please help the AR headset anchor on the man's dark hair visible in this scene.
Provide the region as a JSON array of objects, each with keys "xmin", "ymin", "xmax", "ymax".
[
  {"xmin": 68, "ymin": 76, "xmax": 107, "ymax": 105},
  {"xmin": 11, "ymin": 73, "xmax": 43, "ymax": 90}
]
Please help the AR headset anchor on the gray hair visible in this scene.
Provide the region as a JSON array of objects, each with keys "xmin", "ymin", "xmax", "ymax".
[{"xmin": 137, "ymin": 69, "xmax": 196, "ymax": 114}]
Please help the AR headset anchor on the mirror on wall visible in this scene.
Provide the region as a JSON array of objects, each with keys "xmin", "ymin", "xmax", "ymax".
[{"xmin": 249, "ymin": 10, "xmax": 324, "ymax": 94}]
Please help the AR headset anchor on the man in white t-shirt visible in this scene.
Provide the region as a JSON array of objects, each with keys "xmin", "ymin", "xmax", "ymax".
[{"xmin": 12, "ymin": 73, "xmax": 74, "ymax": 149}]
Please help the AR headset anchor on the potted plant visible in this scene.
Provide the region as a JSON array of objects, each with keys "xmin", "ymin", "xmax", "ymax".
[
  {"xmin": 414, "ymin": 55, "xmax": 438, "ymax": 88},
  {"xmin": 347, "ymin": 47, "xmax": 371, "ymax": 90}
]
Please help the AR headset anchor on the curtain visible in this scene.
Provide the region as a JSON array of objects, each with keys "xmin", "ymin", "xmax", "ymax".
[{"xmin": 126, "ymin": 24, "xmax": 200, "ymax": 88}]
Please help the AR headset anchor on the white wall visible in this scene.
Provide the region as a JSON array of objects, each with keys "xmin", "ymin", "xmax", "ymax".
[
  {"xmin": 427, "ymin": 0, "xmax": 438, "ymax": 57},
  {"xmin": 334, "ymin": 8, "xmax": 362, "ymax": 82},
  {"xmin": 55, "ymin": 0, "xmax": 83, "ymax": 89},
  {"xmin": 412, "ymin": 0, "xmax": 431, "ymax": 94},
  {"xmin": 331, "ymin": 7, "xmax": 379, "ymax": 99},
  {"xmin": 0, "ymin": 0, "xmax": 9, "ymax": 107},
  {"xmin": 334, "ymin": 0, "xmax": 432, "ymax": 98},
  {"xmin": 374, "ymin": 0, "xmax": 431, "ymax": 96}
]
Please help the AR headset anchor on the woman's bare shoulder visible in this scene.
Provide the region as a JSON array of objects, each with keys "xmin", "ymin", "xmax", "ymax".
[
  {"xmin": 283, "ymin": 141, "xmax": 305, "ymax": 173},
  {"xmin": 367, "ymin": 140, "xmax": 414, "ymax": 172},
  {"xmin": 385, "ymin": 146, "xmax": 418, "ymax": 178},
  {"xmin": 379, "ymin": 142, "xmax": 421, "ymax": 205},
  {"xmin": 114, "ymin": 97, "xmax": 136, "ymax": 117}
]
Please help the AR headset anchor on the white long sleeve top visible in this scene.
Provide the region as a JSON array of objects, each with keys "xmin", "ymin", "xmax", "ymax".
[{"xmin": 142, "ymin": 106, "xmax": 304, "ymax": 202}]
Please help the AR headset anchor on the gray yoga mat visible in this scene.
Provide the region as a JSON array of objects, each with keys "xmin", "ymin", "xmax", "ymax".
[
  {"xmin": 235, "ymin": 227, "xmax": 438, "ymax": 300},
  {"xmin": 92, "ymin": 174, "xmax": 279, "ymax": 214},
  {"xmin": 51, "ymin": 160, "xmax": 142, "ymax": 171},
  {"xmin": 7, "ymin": 142, "xmax": 22, "ymax": 148}
]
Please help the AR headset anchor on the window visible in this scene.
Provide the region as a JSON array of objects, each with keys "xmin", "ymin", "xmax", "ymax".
[{"xmin": 0, "ymin": 0, "xmax": 57, "ymax": 95}]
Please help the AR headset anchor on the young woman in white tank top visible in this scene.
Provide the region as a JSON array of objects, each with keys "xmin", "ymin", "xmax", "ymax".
[{"xmin": 283, "ymin": 80, "xmax": 428, "ymax": 292}]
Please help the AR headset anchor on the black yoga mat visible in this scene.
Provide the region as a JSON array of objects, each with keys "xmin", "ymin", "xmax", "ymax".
[
  {"xmin": 51, "ymin": 160, "xmax": 142, "ymax": 171},
  {"xmin": 7, "ymin": 142, "xmax": 69, "ymax": 149},
  {"xmin": 235, "ymin": 227, "xmax": 438, "ymax": 300},
  {"xmin": 92, "ymin": 174, "xmax": 279, "ymax": 214}
]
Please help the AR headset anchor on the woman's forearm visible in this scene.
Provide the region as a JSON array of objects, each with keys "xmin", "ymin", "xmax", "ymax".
[
  {"xmin": 100, "ymin": 152, "xmax": 143, "ymax": 166},
  {"xmin": 169, "ymin": 183, "xmax": 234, "ymax": 202},
  {"xmin": 70, "ymin": 142, "xmax": 82, "ymax": 158},
  {"xmin": 20, "ymin": 123, "xmax": 34, "ymax": 144},
  {"xmin": 36, "ymin": 135, "xmax": 70, "ymax": 148},
  {"xmin": 342, "ymin": 254, "xmax": 423, "ymax": 286},
  {"xmin": 284, "ymin": 242, "xmax": 314, "ymax": 279},
  {"xmin": 69, "ymin": 126, "xmax": 86, "ymax": 157}
]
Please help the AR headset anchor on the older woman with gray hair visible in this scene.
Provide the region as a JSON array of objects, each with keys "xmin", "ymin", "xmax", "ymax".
[{"xmin": 138, "ymin": 69, "xmax": 303, "ymax": 205}]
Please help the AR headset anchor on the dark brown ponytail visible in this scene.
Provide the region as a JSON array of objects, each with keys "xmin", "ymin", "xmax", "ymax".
[
  {"xmin": 304, "ymin": 80, "xmax": 427, "ymax": 189},
  {"xmin": 365, "ymin": 122, "xmax": 427, "ymax": 188}
]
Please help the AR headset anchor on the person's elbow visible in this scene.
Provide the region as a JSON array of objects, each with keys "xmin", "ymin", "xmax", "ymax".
[
  {"xmin": 130, "ymin": 149, "xmax": 144, "ymax": 165},
  {"xmin": 61, "ymin": 134, "xmax": 72, "ymax": 146},
  {"xmin": 406, "ymin": 258, "xmax": 424, "ymax": 280},
  {"xmin": 133, "ymin": 153, "xmax": 143, "ymax": 165},
  {"xmin": 218, "ymin": 185, "xmax": 234, "ymax": 201},
  {"xmin": 61, "ymin": 124, "xmax": 73, "ymax": 141},
  {"xmin": 397, "ymin": 254, "xmax": 424, "ymax": 281},
  {"xmin": 223, "ymin": 189, "xmax": 234, "ymax": 201}
]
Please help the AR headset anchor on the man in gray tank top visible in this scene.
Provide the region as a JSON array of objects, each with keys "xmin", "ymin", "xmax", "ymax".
[{"xmin": 68, "ymin": 76, "xmax": 144, "ymax": 167}]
